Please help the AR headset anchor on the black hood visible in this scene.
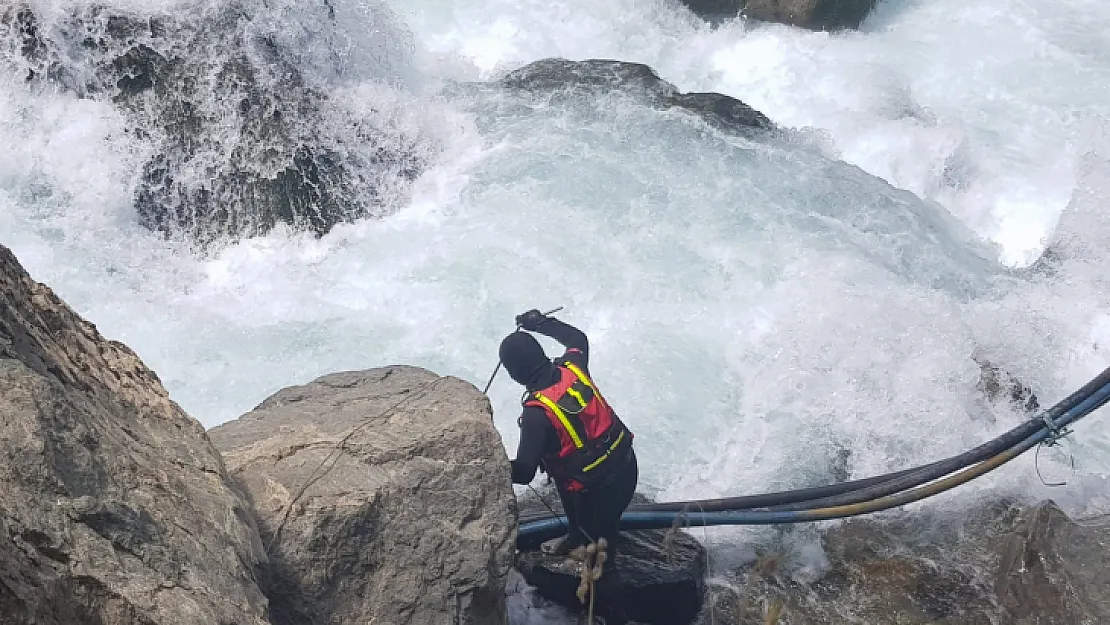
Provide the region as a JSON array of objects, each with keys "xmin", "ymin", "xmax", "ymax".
[{"xmin": 499, "ymin": 332, "xmax": 555, "ymax": 389}]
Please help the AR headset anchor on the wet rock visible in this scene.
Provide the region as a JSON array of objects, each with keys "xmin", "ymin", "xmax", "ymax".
[
  {"xmin": 681, "ymin": 0, "xmax": 880, "ymax": 31},
  {"xmin": 995, "ymin": 502, "xmax": 1110, "ymax": 624},
  {"xmin": 975, "ymin": 357, "xmax": 1040, "ymax": 414},
  {"xmin": 0, "ymin": 2, "xmax": 426, "ymax": 245},
  {"xmin": 0, "ymin": 244, "xmax": 269, "ymax": 624},
  {"xmin": 208, "ymin": 366, "xmax": 516, "ymax": 625},
  {"xmin": 515, "ymin": 492, "xmax": 707, "ymax": 625},
  {"xmin": 496, "ymin": 58, "xmax": 773, "ymax": 135},
  {"xmin": 697, "ymin": 500, "xmax": 1110, "ymax": 625}
]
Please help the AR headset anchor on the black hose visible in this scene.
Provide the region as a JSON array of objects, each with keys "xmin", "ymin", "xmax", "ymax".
[
  {"xmin": 518, "ymin": 370, "xmax": 1110, "ymax": 547},
  {"xmin": 763, "ymin": 365, "xmax": 1110, "ymax": 512},
  {"xmin": 519, "ymin": 365, "xmax": 1110, "ymax": 524}
]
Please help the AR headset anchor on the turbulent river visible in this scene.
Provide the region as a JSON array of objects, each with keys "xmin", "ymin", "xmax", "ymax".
[{"xmin": 3, "ymin": 0, "xmax": 1110, "ymax": 620}]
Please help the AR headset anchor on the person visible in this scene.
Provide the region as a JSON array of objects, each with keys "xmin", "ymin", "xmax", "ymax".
[{"xmin": 500, "ymin": 309, "xmax": 638, "ymax": 625}]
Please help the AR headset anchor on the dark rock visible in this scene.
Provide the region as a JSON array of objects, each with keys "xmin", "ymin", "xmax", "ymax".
[
  {"xmin": 515, "ymin": 491, "xmax": 707, "ymax": 625},
  {"xmin": 497, "ymin": 58, "xmax": 773, "ymax": 135},
  {"xmin": 681, "ymin": 0, "xmax": 880, "ymax": 31},
  {"xmin": 671, "ymin": 91, "xmax": 775, "ymax": 133},
  {"xmin": 696, "ymin": 500, "xmax": 1110, "ymax": 625},
  {"xmin": 208, "ymin": 367, "xmax": 516, "ymax": 625},
  {"xmin": 975, "ymin": 356, "xmax": 1040, "ymax": 414},
  {"xmin": 499, "ymin": 58, "xmax": 675, "ymax": 100},
  {"xmin": 995, "ymin": 502, "xmax": 1110, "ymax": 624},
  {"xmin": 0, "ymin": 244, "xmax": 270, "ymax": 625},
  {"xmin": 1, "ymin": 3, "xmax": 427, "ymax": 246}
]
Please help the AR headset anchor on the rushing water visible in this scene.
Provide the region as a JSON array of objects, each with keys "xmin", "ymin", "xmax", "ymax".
[{"xmin": 3, "ymin": 0, "xmax": 1110, "ymax": 618}]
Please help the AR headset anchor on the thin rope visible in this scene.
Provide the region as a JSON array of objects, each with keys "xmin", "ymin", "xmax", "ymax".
[
  {"xmin": 1034, "ymin": 435, "xmax": 1076, "ymax": 488},
  {"xmin": 528, "ymin": 484, "xmax": 570, "ymax": 534}
]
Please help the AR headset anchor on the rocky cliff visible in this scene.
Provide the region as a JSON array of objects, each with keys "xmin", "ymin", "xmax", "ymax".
[{"xmin": 0, "ymin": 244, "xmax": 270, "ymax": 624}]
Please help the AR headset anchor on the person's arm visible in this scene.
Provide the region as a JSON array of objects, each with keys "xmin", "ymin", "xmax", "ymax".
[
  {"xmin": 510, "ymin": 407, "xmax": 551, "ymax": 484},
  {"xmin": 521, "ymin": 313, "xmax": 589, "ymax": 365}
]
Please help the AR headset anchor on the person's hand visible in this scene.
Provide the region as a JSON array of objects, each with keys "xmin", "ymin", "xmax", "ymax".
[{"xmin": 515, "ymin": 309, "xmax": 549, "ymax": 331}]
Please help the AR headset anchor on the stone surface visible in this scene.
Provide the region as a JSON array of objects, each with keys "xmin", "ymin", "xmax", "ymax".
[
  {"xmin": 995, "ymin": 502, "xmax": 1110, "ymax": 625},
  {"xmin": 681, "ymin": 0, "xmax": 880, "ymax": 31},
  {"xmin": 0, "ymin": 2, "xmax": 426, "ymax": 245},
  {"xmin": 516, "ymin": 492, "xmax": 707, "ymax": 625},
  {"xmin": 495, "ymin": 58, "xmax": 773, "ymax": 134},
  {"xmin": 696, "ymin": 500, "xmax": 1110, "ymax": 625},
  {"xmin": 0, "ymin": 244, "xmax": 270, "ymax": 624},
  {"xmin": 208, "ymin": 367, "xmax": 517, "ymax": 625},
  {"xmin": 975, "ymin": 356, "xmax": 1040, "ymax": 414}
]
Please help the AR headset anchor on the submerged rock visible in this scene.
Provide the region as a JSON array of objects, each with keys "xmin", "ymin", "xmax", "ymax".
[
  {"xmin": 698, "ymin": 500, "xmax": 1110, "ymax": 624},
  {"xmin": 208, "ymin": 367, "xmax": 517, "ymax": 625},
  {"xmin": 515, "ymin": 492, "xmax": 707, "ymax": 625},
  {"xmin": 975, "ymin": 356, "xmax": 1040, "ymax": 414},
  {"xmin": 0, "ymin": 2, "xmax": 426, "ymax": 245},
  {"xmin": 681, "ymin": 0, "xmax": 879, "ymax": 31},
  {"xmin": 496, "ymin": 58, "xmax": 773, "ymax": 135},
  {"xmin": 0, "ymin": 244, "xmax": 269, "ymax": 624}
]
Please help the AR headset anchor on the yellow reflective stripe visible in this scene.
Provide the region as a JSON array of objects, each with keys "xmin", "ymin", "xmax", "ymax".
[
  {"xmin": 535, "ymin": 393, "xmax": 584, "ymax": 449},
  {"xmin": 564, "ymin": 362, "xmax": 607, "ymax": 405},
  {"xmin": 565, "ymin": 385, "xmax": 588, "ymax": 408},
  {"xmin": 581, "ymin": 430, "xmax": 626, "ymax": 473}
]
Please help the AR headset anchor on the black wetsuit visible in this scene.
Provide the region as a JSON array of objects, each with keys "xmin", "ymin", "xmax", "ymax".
[{"xmin": 509, "ymin": 318, "xmax": 637, "ymax": 623}]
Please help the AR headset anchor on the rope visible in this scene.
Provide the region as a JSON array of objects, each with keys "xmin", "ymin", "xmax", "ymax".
[
  {"xmin": 528, "ymin": 484, "xmax": 570, "ymax": 535},
  {"xmin": 1035, "ymin": 411, "xmax": 1077, "ymax": 487},
  {"xmin": 264, "ymin": 378, "xmax": 443, "ymax": 554},
  {"xmin": 528, "ymin": 484, "xmax": 607, "ymax": 623},
  {"xmin": 575, "ymin": 538, "xmax": 608, "ymax": 623},
  {"xmin": 1034, "ymin": 437, "xmax": 1076, "ymax": 487},
  {"xmin": 665, "ymin": 500, "xmax": 716, "ymax": 624}
]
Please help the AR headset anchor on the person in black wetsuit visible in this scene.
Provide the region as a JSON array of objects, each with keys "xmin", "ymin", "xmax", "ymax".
[{"xmin": 500, "ymin": 309, "xmax": 638, "ymax": 625}]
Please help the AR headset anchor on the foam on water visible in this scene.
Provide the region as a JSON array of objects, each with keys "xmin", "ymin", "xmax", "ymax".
[
  {"xmin": 3, "ymin": 1, "xmax": 1110, "ymax": 613},
  {"xmin": 395, "ymin": 0, "xmax": 1110, "ymax": 267}
]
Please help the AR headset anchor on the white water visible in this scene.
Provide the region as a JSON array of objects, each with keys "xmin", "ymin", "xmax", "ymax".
[{"xmin": 4, "ymin": 0, "xmax": 1110, "ymax": 612}]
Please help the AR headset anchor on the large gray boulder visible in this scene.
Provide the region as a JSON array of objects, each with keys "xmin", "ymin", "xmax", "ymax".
[
  {"xmin": 681, "ymin": 0, "xmax": 880, "ymax": 31},
  {"xmin": 0, "ymin": 244, "xmax": 270, "ymax": 624},
  {"xmin": 208, "ymin": 367, "xmax": 517, "ymax": 625}
]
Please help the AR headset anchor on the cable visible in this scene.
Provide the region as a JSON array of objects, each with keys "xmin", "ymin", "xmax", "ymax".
[
  {"xmin": 517, "ymin": 367, "xmax": 1110, "ymax": 548},
  {"xmin": 520, "ymin": 364, "xmax": 1110, "ymax": 523}
]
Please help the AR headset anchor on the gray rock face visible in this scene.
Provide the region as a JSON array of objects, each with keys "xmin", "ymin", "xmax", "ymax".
[
  {"xmin": 0, "ymin": 2, "xmax": 426, "ymax": 245},
  {"xmin": 496, "ymin": 58, "xmax": 773, "ymax": 134},
  {"xmin": 681, "ymin": 0, "xmax": 879, "ymax": 31},
  {"xmin": 995, "ymin": 502, "xmax": 1110, "ymax": 624},
  {"xmin": 699, "ymin": 500, "xmax": 1110, "ymax": 625},
  {"xmin": 0, "ymin": 244, "xmax": 270, "ymax": 625},
  {"xmin": 515, "ymin": 493, "xmax": 707, "ymax": 625},
  {"xmin": 208, "ymin": 367, "xmax": 517, "ymax": 625}
]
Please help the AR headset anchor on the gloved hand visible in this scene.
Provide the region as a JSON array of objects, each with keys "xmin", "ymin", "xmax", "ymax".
[{"xmin": 515, "ymin": 309, "xmax": 550, "ymax": 331}]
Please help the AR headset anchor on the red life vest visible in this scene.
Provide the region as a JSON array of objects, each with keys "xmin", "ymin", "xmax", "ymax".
[{"xmin": 524, "ymin": 360, "xmax": 633, "ymax": 492}]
